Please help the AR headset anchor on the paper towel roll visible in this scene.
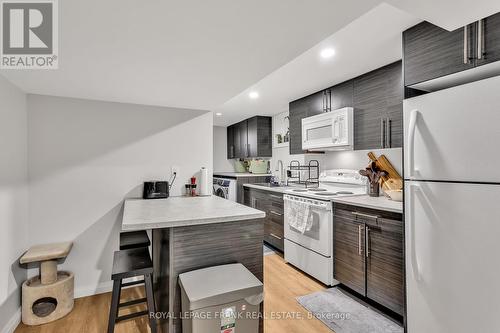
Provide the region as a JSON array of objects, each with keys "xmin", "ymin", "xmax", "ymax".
[{"xmin": 199, "ymin": 167, "xmax": 209, "ymax": 196}]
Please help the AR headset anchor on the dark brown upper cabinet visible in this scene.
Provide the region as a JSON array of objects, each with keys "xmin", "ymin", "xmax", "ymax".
[
  {"xmin": 353, "ymin": 61, "xmax": 403, "ymax": 150},
  {"xmin": 247, "ymin": 116, "xmax": 272, "ymax": 158},
  {"xmin": 288, "ymin": 61, "xmax": 402, "ymax": 154},
  {"xmin": 404, "ymin": 12, "xmax": 500, "ymax": 89},
  {"xmin": 403, "ymin": 21, "xmax": 476, "ymax": 87},
  {"xmin": 289, "ymin": 97, "xmax": 309, "ymax": 155},
  {"xmin": 226, "ymin": 116, "xmax": 272, "ymax": 159},
  {"xmin": 227, "ymin": 125, "xmax": 235, "ymax": 159},
  {"xmin": 288, "ymin": 81, "xmax": 354, "ymax": 155},
  {"xmin": 476, "ymin": 12, "xmax": 500, "ymax": 66}
]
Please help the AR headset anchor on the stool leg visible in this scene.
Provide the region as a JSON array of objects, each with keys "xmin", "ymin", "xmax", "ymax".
[
  {"xmin": 144, "ymin": 274, "xmax": 157, "ymax": 333},
  {"xmin": 107, "ymin": 279, "xmax": 122, "ymax": 333}
]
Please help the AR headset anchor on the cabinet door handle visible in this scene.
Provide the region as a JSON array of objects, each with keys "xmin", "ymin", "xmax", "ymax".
[
  {"xmin": 358, "ymin": 225, "xmax": 363, "ymax": 256},
  {"xmin": 365, "ymin": 226, "xmax": 370, "ymax": 258},
  {"xmin": 270, "ymin": 233, "xmax": 282, "ymax": 240},
  {"xmin": 270, "ymin": 210, "xmax": 282, "ymax": 216},
  {"xmin": 380, "ymin": 118, "xmax": 386, "ymax": 148},
  {"xmin": 464, "ymin": 25, "xmax": 469, "ymax": 64},
  {"xmin": 478, "ymin": 19, "xmax": 484, "ymax": 60},
  {"xmin": 326, "ymin": 90, "xmax": 331, "ymax": 112},
  {"xmin": 246, "ymin": 143, "xmax": 250, "ymax": 157},
  {"xmin": 386, "ymin": 118, "xmax": 392, "ymax": 148},
  {"xmin": 352, "ymin": 211, "xmax": 379, "ymax": 220},
  {"xmin": 231, "ymin": 146, "xmax": 234, "ymax": 158}
]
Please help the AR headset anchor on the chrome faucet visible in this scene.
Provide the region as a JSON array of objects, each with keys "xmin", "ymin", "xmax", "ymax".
[{"xmin": 276, "ymin": 160, "xmax": 285, "ymax": 185}]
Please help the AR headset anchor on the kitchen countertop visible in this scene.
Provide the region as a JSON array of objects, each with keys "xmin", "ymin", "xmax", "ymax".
[
  {"xmin": 243, "ymin": 183, "xmax": 403, "ymax": 213},
  {"xmin": 213, "ymin": 172, "xmax": 272, "ymax": 178},
  {"xmin": 122, "ymin": 195, "xmax": 266, "ymax": 231},
  {"xmin": 330, "ymin": 195, "xmax": 402, "ymax": 214}
]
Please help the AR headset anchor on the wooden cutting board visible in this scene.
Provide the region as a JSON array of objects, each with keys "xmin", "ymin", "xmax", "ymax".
[{"xmin": 367, "ymin": 152, "xmax": 403, "ymax": 191}]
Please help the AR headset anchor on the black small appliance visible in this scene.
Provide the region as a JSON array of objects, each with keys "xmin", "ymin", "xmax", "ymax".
[{"xmin": 143, "ymin": 181, "xmax": 169, "ymax": 199}]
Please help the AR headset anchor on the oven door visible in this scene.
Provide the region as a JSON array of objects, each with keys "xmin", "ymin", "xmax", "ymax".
[{"xmin": 284, "ymin": 195, "xmax": 332, "ymax": 256}]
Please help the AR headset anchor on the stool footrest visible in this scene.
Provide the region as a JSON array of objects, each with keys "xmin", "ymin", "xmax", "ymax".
[
  {"xmin": 116, "ymin": 310, "xmax": 149, "ymax": 322},
  {"xmin": 121, "ymin": 279, "xmax": 145, "ymax": 288},
  {"xmin": 119, "ymin": 297, "xmax": 147, "ymax": 308}
]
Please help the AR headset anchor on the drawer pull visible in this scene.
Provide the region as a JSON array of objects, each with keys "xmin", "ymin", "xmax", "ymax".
[
  {"xmin": 269, "ymin": 194, "xmax": 282, "ymax": 200},
  {"xmin": 352, "ymin": 211, "xmax": 379, "ymax": 220},
  {"xmin": 270, "ymin": 233, "xmax": 282, "ymax": 240},
  {"xmin": 269, "ymin": 210, "xmax": 283, "ymax": 216}
]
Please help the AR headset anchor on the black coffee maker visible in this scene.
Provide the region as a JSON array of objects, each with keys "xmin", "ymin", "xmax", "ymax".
[{"xmin": 143, "ymin": 181, "xmax": 169, "ymax": 199}]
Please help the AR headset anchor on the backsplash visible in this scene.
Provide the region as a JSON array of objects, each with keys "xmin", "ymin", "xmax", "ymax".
[{"xmin": 305, "ymin": 148, "xmax": 402, "ymax": 175}]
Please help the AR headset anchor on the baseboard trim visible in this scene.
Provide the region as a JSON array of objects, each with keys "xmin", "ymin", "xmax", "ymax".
[
  {"xmin": 2, "ymin": 309, "xmax": 21, "ymax": 333},
  {"xmin": 74, "ymin": 276, "xmax": 144, "ymax": 299},
  {"xmin": 74, "ymin": 280, "xmax": 114, "ymax": 298}
]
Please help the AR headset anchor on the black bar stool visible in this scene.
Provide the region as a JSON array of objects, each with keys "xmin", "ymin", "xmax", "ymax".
[
  {"xmin": 120, "ymin": 230, "xmax": 151, "ymax": 250},
  {"xmin": 107, "ymin": 247, "xmax": 156, "ymax": 333}
]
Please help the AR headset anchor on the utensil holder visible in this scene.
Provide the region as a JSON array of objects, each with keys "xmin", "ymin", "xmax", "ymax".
[{"xmin": 369, "ymin": 182, "xmax": 380, "ymax": 197}]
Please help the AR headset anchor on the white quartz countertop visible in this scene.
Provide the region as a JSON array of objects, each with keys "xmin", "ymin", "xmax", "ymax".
[
  {"xmin": 122, "ymin": 195, "xmax": 266, "ymax": 231},
  {"xmin": 213, "ymin": 172, "xmax": 272, "ymax": 178},
  {"xmin": 243, "ymin": 183, "xmax": 403, "ymax": 213},
  {"xmin": 331, "ymin": 195, "xmax": 402, "ymax": 214}
]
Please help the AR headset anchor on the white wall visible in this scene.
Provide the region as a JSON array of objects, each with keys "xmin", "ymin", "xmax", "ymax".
[
  {"xmin": 213, "ymin": 126, "xmax": 234, "ymax": 172},
  {"xmin": 0, "ymin": 75, "xmax": 28, "ymax": 332},
  {"xmin": 27, "ymin": 95, "xmax": 213, "ymax": 297}
]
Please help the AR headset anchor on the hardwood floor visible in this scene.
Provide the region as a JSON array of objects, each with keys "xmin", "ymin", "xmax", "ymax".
[
  {"xmin": 15, "ymin": 254, "xmax": 331, "ymax": 333},
  {"xmin": 263, "ymin": 254, "xmax": 332, "ymax": 333}
]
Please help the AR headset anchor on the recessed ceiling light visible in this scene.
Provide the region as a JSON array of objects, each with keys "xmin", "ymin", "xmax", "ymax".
[
  {"xmin": 215, "ymin": 112, "xmax": 222, "ymax": 116},
  {"xmin": 320, "ymin": 48, "xmax": 335, "ymax": 59},
  {"xmin": 249, "ymin": 91, "xmax": 259, "ymax": 99}
]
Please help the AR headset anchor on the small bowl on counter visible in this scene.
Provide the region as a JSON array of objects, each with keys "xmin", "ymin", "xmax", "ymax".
[{"xmin": 385, "ymin": 189, "xmax": 403, "ymax": 202}]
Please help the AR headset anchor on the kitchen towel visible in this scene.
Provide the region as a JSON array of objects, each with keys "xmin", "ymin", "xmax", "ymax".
[{"xmin": 285, "ymin": 197, "xmax": 313, "ymax": 234}]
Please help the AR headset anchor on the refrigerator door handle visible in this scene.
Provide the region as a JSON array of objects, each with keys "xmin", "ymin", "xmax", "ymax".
[
  {"xmin": 407, "ymin": 109, "xmax": 419, "ymax": 179},
  {"xmin": 407, "ymin": 182, "xmax": 422, "ymax": 282}
]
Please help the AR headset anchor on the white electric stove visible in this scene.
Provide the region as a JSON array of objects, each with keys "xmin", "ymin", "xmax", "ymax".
[{"xmin": 283, "ymin": 169, "xmax": 367, "ymax": 285}]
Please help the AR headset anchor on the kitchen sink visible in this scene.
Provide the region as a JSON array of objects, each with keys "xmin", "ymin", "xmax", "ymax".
[{"xmin": 252, "ymin": 183, "xmax": 288, "ymax": 188}]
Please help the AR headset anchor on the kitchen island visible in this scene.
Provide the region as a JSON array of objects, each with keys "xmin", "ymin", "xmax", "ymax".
[{"xmin": 122, "ymin": 196, "xmax": 266, "ymax": 333}]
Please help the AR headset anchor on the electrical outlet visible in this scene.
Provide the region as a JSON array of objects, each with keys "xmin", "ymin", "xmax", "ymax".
[{"xmin": 171, "ymin": 166, "xmax": 179, "ymax": 175}]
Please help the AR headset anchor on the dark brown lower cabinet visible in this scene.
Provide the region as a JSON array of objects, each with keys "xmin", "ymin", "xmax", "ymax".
[
  {"xmin": 244, "ymin": 187, "xmax": 284, "ymax": 252},
  {"xmin": 334, "ymin": 216, "xmax": 365, "ymax": 295},
  {"xmin": 334, "ymin": 204, "xmax": 404, "ymax": 315}
]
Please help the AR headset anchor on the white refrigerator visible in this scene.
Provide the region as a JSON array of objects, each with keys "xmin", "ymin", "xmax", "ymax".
[{"xmin": 404, "ymin": 75, "xmax": 500, "ymax": 333}]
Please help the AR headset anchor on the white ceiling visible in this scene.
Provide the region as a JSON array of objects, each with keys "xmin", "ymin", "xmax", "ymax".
[
  {"xmin": 1, "ymin": 0, "xmax": 380, "ymax": 111},
  {"xmin": 214, "ymin": 4, "xmax": 420, "ymax": 126},
  {"xmin": 2, "ymin": 0, "xmax": 500, "ymax": 124}
]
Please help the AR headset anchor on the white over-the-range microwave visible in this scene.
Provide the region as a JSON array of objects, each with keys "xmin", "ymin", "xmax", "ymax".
[{"xmin": 301, "ymin": 107, "xmax": 354, "ymax": 151}]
